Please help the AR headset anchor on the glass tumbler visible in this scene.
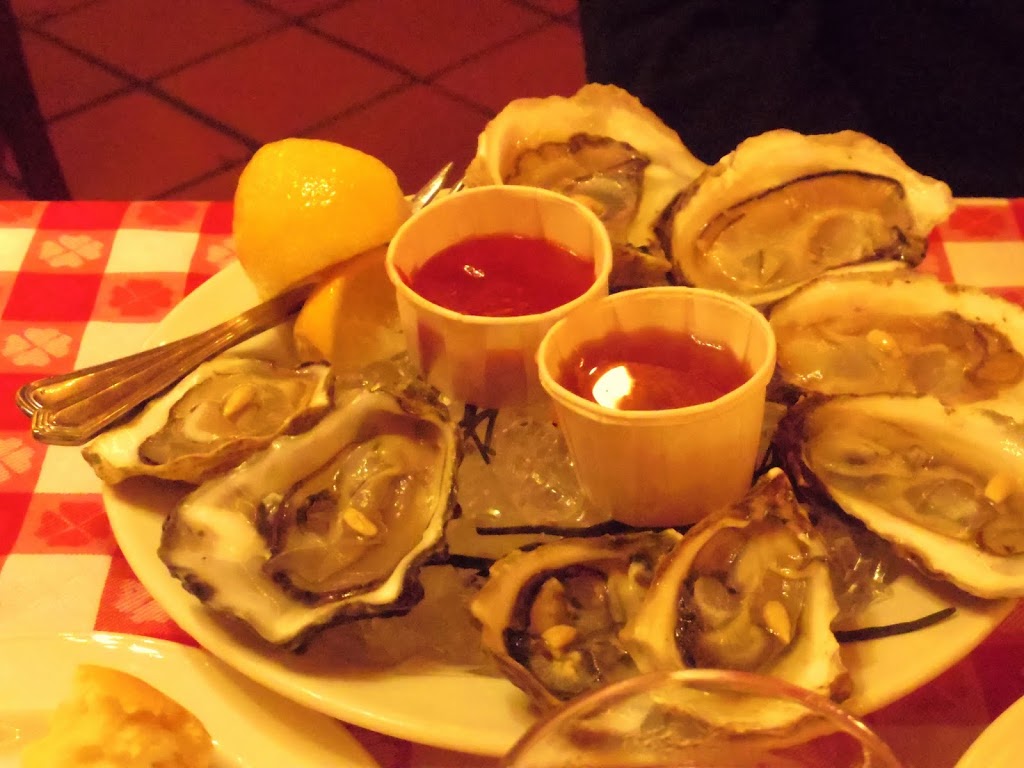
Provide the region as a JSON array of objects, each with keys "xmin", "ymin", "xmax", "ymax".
[{"xmin": 500, "ymin": 669, "xmax": 903, "ymax": 768}]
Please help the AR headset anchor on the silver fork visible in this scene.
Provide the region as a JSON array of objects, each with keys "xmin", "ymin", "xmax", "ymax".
[{"xmin": 17, "ymin": 162, "xmax": 455, "ymax": 447}]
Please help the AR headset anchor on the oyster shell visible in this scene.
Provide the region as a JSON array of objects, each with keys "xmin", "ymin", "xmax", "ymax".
[
  {"xmin": 665, "ymin": 130, "xmax": 954, "ymax": 306},
  {"xmin": 777, "ymin": 395, "xmax": 1024, "ymax": 599},
  {"xmin": 159, "ymin": 385, "xmax": 458, "ymax": 648},
  {"xmin": 464, "ymin": 83, "xmax": 706, "ymax": 290},
  {"xmin": 82, "ymin": 357, "xmax": 333, "ymax": 485},
  {"xmin": 620, "ymin": 470, "xmax": 849, "ymax": 717},
  {"xmin": 470, "ymin": 531, "xmax": 682, "ymax": 710},
  {"xmin": 770, "ymin": 272, "xmax": 1024, "ymax": 404}
]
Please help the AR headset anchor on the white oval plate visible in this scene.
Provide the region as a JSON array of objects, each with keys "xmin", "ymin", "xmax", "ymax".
[
  {"xmin": 103, "ymin": 262, "xmax": 1017, "ymax": 756},
  {"xmin": 954, "ymin": 695, "xmax": 1024, "ymax": 768},
  {"xmin": 0, "ymin": 632, "xmax": 379, "ymax": 768}
]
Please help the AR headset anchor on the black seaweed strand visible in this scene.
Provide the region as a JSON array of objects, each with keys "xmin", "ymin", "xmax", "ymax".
[
  {"xmin": 835, "ymin": 607, "xmax": 957, "ymax": 643},
  {"xmin": 474, "ymin": 519, "xmax": 686, "ymax": 537}
]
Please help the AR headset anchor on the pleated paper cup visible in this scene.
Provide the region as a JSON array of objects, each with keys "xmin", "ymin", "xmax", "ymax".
[
  {"xmin": 386, "ymin": 185, "xmax": 612, "ymax": 409},
  {"xmin": 536, "ymin": 287, "xmax": 777, "ymax": 527}
]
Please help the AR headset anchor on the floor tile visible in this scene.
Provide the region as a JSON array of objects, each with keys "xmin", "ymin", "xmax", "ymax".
[
  {"xmin": 255, "ymin": 0, "xmax": 344, "ymax": 17},
  {"xmin": 16, "ymin": 0, "xmax": 588, "ymax": 202},
  {"xmin": 40, "ymin": 0, "xmax": 282, "ymax": 79},
  {"xmin": 437, "ymin": 22, "xmax": 586, "ymax": 113},
  {"xmin": 159, "ymin": 27, "xmax": 408, "ymax": 143},
  {"xmin": 312, "ymin": 0, "xmax": 547, "ymax": 77},
  {"xmin": 520, "ymin": 0, "xmax": 578, "ymax": 16},
  {"xmin": 162, "ymin": 164, "xmax": 245, "ymax": 201},
  {"xmin": 10, "ymin": 0, "xmax": 97, "ymax": 22},
  {"xmin": 47, "ymin": 91, "xmax": 250, "ymax": 199},
  {"xmin": 307, "ymin": 85, "xmax": 488, "ymax": 193},
  {"xmin": 21, "ymin": 30, "xmax": 127, "ymax": 118}
]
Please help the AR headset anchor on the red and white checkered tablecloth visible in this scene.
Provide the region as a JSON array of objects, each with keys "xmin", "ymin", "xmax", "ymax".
[{"xmin": 1, "ymin": 198, "xmax": 1023, "ymax": 768}]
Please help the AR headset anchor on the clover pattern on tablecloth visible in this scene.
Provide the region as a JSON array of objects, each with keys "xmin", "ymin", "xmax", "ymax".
[
  {"xmin": 3, "ymin": 327, "xmax": 72, "ymax": 366},
  {"xmin": 0, "ymin": 200, "xmax": 45, "ymax": 226},
  {"xmin": 205, "ymin": 235, "xmax": 236, "ymax": 268},
  {"xmin": 945, "ymin": 205, "xmax": 1019, "ymax": 240},
  {"xmin": 113, "ymin": 578, "xmax": 176, "ymax": 626},
  {"xmin": 37, "ymin": 500, "xmax": 114, "ymax": 548},
  {"xmin": 0, "ymin": 437, "xmax": 35, "ymax": 483},
  {"xmin": 132, "ymin": 201, "xmax": 203, "ymax": 228},
  {"xmin": 893, "ymin": 660, "xmax": 989, "ymax": 722},
  {"xmin": 109, "ymin": 277, "xmax": 175, "ymax": 317},
  {"xmin": 39, "ymin": 233, "xmax": 105, "ymax": 268}
]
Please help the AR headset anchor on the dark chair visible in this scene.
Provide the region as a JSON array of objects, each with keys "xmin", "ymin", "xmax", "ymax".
[{"xmin": 0, "ymin": 0, "xmax": 71, "ymax": 199}]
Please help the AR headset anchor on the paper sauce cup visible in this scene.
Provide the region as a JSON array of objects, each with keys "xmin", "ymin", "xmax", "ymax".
[
  {"xmin": 386, "ymin": 185, "xmax": 612, "ymax": 409},
  {"xmin": 536, "ymin": 287, "xmax": 777, "ymax": 527}
]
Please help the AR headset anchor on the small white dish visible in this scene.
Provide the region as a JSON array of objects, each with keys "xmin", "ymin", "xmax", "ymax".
[
  {"xmin": 0, "ymin": 632, "xmax": 379, "ymax": 768},
  {"xmin": 954, "ymin": 694, "xmax": 1024, "ymax": 768}
]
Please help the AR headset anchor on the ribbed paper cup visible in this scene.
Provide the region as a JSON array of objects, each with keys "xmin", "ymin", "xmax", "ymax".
[
  {"xmin": 386, "ymin": 185, "xmax": 612, "ymax": 409},
  {"xmin": 536, "ymin": 287, "xmax": 777, "ymax": 527}
]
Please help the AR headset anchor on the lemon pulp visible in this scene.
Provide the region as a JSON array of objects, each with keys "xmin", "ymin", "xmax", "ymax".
[{"xmin": 292, "ymin": 245, "xmax": 405, "ymax": 373}]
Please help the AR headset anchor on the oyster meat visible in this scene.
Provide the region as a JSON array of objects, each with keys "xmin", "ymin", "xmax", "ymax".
[
  {"xmin": 770, "ymin": 272, "xmax": 1024, "ymax": 404},
  {"xmin": 666, "ymin": 130, "xmax": 954, "ymax": 306},
  {"xmin": 620, "ymin": 470, "xmax": 849, "ymax": 719},
  {"xmin": 777, "ymin": 395, "xmax": 1024, "ymax": 599},
  {"xmin": 470, "ymin": 531, "xmax": 682, "ymax": 710},
  {"xmin": 82, "ymin": 356, "xmax": 332, "ymax": 485},
  {"xmin": 159, "ymin": 385, "xmax": 458, "ymax": 648},
  {"xmin": 463, "ymin": 83, "xmax": 706, "ymax": 290}
]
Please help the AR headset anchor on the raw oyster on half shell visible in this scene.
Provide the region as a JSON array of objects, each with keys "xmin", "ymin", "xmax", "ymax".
[
  {"xmin": 159, "ymin": 385, "xmax": 458, "ymax": 648},
  {"xmin": 82, "ymin": 356, "xmax": 333, "ymax": 485},
  {"xmin": 470, "ymin": 531, "xmax": 682, "ymax": 710},
  {"xmin": 770, "ymin": 273, "xmax": 1024, "ymax": 404},
  {"xmin": 620, "ymin": 469, "xmax": 850, "ymax": 724},
  {"xmin": 665, "ymin": 130, "xmax": 954, "ymax": 306},
  {"xmin": 777, "ymin": 395, "xmax": 1024, "ymax": 599},
  {"xmin": 464, "ymin": 83, "xmax": 706, "ymax": 289}
]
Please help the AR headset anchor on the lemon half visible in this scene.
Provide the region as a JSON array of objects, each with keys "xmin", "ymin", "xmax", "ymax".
[{"xmin": 233, "ymin": 138, "xmax": 409, "ymax": 298}]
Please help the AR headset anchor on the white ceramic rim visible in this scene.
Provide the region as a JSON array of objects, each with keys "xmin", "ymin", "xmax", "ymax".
[
  {"xmin": 536, "ymin": 285, "xmax": 778, "ymax": 424},
  {"xmin": 385, "ymin": 184, "xmax": 613, "ymax": 327},
  {"xmin": 0, "ymin": 632, "xmax": 380, "ymax": 768}
]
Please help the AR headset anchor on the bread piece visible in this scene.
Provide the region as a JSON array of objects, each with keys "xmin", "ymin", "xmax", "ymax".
[{"xmin": 21, "ymin": 664, "xmax": 213, "ymax": 768}]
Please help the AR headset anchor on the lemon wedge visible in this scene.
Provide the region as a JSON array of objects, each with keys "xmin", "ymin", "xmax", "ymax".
[
  {"xmin": 292, "ymin": 245, "xmax": 405, "ymax": 373},
  {"xmin": 233, "ymin": 138, "xmax": 409, "ymax": 298}
]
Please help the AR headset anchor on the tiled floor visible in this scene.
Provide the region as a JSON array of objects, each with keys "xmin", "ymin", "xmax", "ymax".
[{"xmin": 3, "ymin": 0, "xmax": 584, "ymax": 201}]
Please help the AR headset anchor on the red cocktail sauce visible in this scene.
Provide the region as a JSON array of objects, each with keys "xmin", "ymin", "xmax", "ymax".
[
  {"xmin": 558, "ymin": 327, "xmax": 752, "ymax": 411},
  {"xmin": 404, "ymin": 234, "xmax": 593, "ymax": 317}
]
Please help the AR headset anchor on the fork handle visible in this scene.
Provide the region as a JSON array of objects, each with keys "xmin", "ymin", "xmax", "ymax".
[
  {"xmin": 18, "ymin": 282, "xmax": 312, "ymax": 446},
  {"xmin": 19, "ymin": 162, "xmax": 456, "ymax": 447}
]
